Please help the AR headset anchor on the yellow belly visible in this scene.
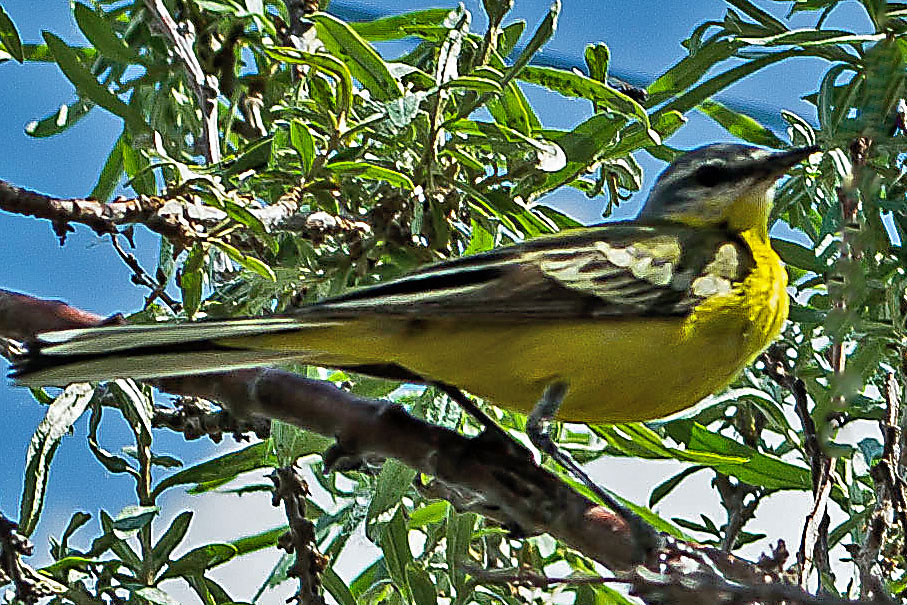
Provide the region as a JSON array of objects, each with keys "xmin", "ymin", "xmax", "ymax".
[{"xmin": 237, "ymin": 298, "xmax": 783, "ymax": 423}]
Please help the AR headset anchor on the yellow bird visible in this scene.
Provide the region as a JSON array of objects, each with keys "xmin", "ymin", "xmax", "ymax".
[{"xmin": 11, "ymin": 143, "xmax": 816, "ymax": 426}]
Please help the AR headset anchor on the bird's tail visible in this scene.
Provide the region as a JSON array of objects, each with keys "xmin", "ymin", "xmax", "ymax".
[{"xmin": 10, "ymin": 317, "xmax": 338, "ymax": 387}]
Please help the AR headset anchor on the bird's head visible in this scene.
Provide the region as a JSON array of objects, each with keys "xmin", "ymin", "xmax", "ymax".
[{"xmin": 638, "ymin": 143, "xmax": 819, "ymax": 236}]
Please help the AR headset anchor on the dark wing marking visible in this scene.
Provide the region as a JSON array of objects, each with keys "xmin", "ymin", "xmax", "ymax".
[{"xmin": 299, "ymin": 224, "xmax": 754, "ymax": 320}]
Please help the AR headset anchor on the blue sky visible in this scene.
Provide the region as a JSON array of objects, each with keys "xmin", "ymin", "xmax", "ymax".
[{"xmin": 0, "ymin": 0, "xmax": 869, "ymax": 601}]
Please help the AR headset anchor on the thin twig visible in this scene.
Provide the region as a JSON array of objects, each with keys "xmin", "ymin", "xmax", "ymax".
[
  {"xmin": 110, "ymin": 234, "xmax": 182, "ymax": 313},
  {"xmin": 270, "ymin": 466, "xmax": 327, "ymax": 605},
  {"xmin": 144, "ymin": 0, "xmax": 221, "ymax": 163}
]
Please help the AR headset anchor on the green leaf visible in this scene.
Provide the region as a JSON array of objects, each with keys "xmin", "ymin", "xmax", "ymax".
[
  {"xmin": 265, "ymin": 48, "xmax": 352, "ymax": 115},
  {"xmin": 60, "ymin": 511, "xmax": 92, "ymax": 553},
  {"xmin": 584, "ymin": 42, "xmax": 610, "ymax": 82},
  {"xmin": 271, "ymin": 420, "xmax": 333, "ymax": 467},
  {"xmin": 698, "ymin": 99, "xmax": 785, "ymax": 148},
  {"xmin": 25, "ymin": 99, "xmax": 94, "ymax": 138},
  {"xmin": 160, "ymin": 543, "xmax": 239, "ymax": 580},
  {"xmin": 220, "ymin": 198, "xmax": 269, "ymax": 238},
  {"xmin": 501, "ymin": 1, "xmax": 559, "ymax": 87},
  {"xmin": 772, "ymin": 237, "xmax": 824, "ymax": 272},
  {"xmin": 407, "ymin": 501, "xmax": 450, "ymax": 529},
  {"xmin": 290, "ymin": 120, "xmax": 316, "ymax": 174},
  {"xmin": 0, "ymin": 3, "xmax": 22, "ymax": 62},
  {"xmin": 109, "ymin": 379, "xmax": 153, "ymax": 448},
  {"xmin": 151, "ymin": 511, "xmax": 193, "ymax": 576},
  {"xmin": 311, "ymin": 12, "xmax": 404, "ymax": 101},
  {"xmin": 649, "ymin": 466, "xmax": 706, "ymax": 507},
  {"xmin": 441, "ymin": 75, "xmax": 503, "ymax": 94},
  {"xmin": 122, "ymin": 446, "xmax": 182, "ymax": 469},
  {"xmin": 213, "ymin": 240, "xmax": 277, "ymax": 281},
  {"xmin": 40, "ymin": 555, "xmax": 101, "ymax": 579},
  {"xmin": 598, "ymin": 421, "xmax": 812, "ymax": 490},
  {"xmin": 90, "ymin": 132, "xmax": 125, "ymax": 201},
  {"xmin": 463, "ymin": 219, "xmax": 495, "ymax": 255},
  {"xmin": 499, "ymin": 20, "xmax": 525, "ymax": 55},
  {"xmin": 230, "ymin": 525, "xmax": 288, "ymax": 555},
  {"xmin": 406, "ymin": 563, "xmax": 437, "ymax": 605},
  {"xmin": 19, "ymin": 383, "xmax": 94, "ymax": 536},
  {"xmin": 42, "ymin": 32, "xmax": 133, "ymax": 120},
  {"xmin": 608, "ymin": 110, "xmax": 686, "ymax": 158},
  {"xmin": 519, "ymin": 65, "xmax": 648, "ymax": 124},
  {"xmin": 152, "ymin": 441, "xmax": 275, "ymax": 498},
  {"xmin": 325, "ymin": 161, "xmax": 414, "ymax": 189},
  {"xmin": 87, "ymin": 402, "xmax": 138, "ymax": 477},
  {"xmin": 657, "ymin": 49, "xmax": 797, "ymax": 116},
  {"xmin": 665, "ymin": 420, "xmax": 813, "ymax": 490},
  {"xmin": 515, "ymin": 113, "xmax": 627, "ymax": 199},
  {"xmin": 349, "ymin": 8, "xmax": 457, "ymax": 41},
  {"xmin": 378, "ymin": 506, "xmax": 413, "ymax": 597},
  {"xmin": 647, "ymin": 39, "xmax": 740, "ymax": 105},
  {"xmin": 99, "ymin": 510, "xmax": 143, "ymax": 572},
  {"xmin": 121, "ymin": 131, "xmax": 155, "ymax": 193},
  {"xmin": 180, "ymin": 244, "xmax": 204, "ymax": 318},
  {"xmin": 725, "ymin": 0, "xmax": 787, "ymax": 32},
  {"xmin": 349, "ymin": 558, "xmax": 389, "ymax": 598},
  {"xmin": 112, "ymin": 504, "xmax": 159, "ymax": 533},
  {"xmin": 446, "ymin": 509, "xmax": 476, "ymax": 598},
  {"xmin": 222, "ymin": 136, "xmax": 274, "ymax": 176},
  {"xmin": 323, "ymin": 566, "xmax": 357, "ymax": 605},
  {"xmin": 253, "ymin": 552, "xmax": 295, "ymax": 600},
  {"xmin": 367, "ymin": 459, "xmax": 417, "ymax": 525},
  {"xmin": 739, "ymin": 29, "xmax": 883, "ymax": 48},
  {"xmin": 73, "ymin": 3, "xmax": 143, "ymax": 65}
]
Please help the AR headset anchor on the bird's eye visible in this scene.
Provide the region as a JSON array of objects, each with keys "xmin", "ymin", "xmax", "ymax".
[{"xmin": 694, "ymin": 164, "xmax": 729, "ymax": 188}]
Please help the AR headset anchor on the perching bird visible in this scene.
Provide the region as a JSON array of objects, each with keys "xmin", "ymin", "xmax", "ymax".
[{"xmin": 11, "ymin": 143, "xmax": 817, "ymax": 426}]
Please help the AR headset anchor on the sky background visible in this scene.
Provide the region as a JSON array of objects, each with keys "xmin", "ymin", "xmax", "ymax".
[{"xmin": 0, "ymin": 0, "xmax": 876, "ymax": 603}]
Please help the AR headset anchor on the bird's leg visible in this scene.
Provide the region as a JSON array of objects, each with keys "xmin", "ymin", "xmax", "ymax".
[
  {"xmin": 435, "ymin": 382, "xmax": 510, "ymax": 440},
  {"xmin": 527, "ymin": 382, "xmax": 660, "ymax": 558}
]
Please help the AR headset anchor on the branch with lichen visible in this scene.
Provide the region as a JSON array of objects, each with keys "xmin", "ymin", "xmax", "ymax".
[{"xmin": 0, "ymin": 179, "xmax": 370, "ymax": 249}]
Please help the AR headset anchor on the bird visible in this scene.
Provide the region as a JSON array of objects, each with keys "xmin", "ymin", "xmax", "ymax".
[{"xmin": 11, "ymin": 143, "xmax": 817, "ymax": 428}]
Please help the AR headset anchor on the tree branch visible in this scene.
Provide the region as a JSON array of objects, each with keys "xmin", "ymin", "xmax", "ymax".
[{"xmin": 0, "ymin": 180, "xmax": 371, "ymax": 248}]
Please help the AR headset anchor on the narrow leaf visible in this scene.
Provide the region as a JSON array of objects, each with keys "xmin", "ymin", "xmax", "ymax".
[
  {"xmin": 90, "ymin": 133, "xmax": 125, "ymax": 201},
  {"xmin": 159, "ymin": 543, "xmax": 239, "ymax": 580},
  {"xmin": 367, "ymin": 460, "xmax": 417, "ymax": 524},
  {"xmin": 73, "ymin": 3, "xmax": 143, "ymax": 65},
  {"xmin": 152, "ymin": 441, "xmax": 274, "ymax": 498},
  {"xmin": 151, "ymin": 511, "xmax": 193, "ymax": 575},
  {"xmin": 311, "ymin": 12, "xmax": 404, "ymax": 101},
  {"xmin": 350, "ymin": 8, "xmax": 457, "ymax": 41},
  {"xmin": 325, "ymin": 160, "xmax": 414, "ymax": 189},
  {"xmin": 42, "ymin": 32, "xmax": 131, "ymax": 118},
  {"xmin": 698, "ymin": 99, "xmax": 785, "ymax": 148},
  {"xmin": 0, "ymin": 4, "xmax": 23, "ymax": 62},
  {"xmin": 24, "ymin": 99, "xmax": 94, "ymax": 138},
  {"xmin": 19, "ymin": 383, "xmax": 94, "ymax": 536}
]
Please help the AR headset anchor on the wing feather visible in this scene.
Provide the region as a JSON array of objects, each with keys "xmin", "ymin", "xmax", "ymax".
[{"xmin": 302, "ymin": 224, "xmax": 752, "ymax": 320}]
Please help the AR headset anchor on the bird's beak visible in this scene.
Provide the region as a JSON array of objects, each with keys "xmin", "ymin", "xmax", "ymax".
[{"xmin": 759, "ymin": 145, "xmax": 820, "ymax": 178}]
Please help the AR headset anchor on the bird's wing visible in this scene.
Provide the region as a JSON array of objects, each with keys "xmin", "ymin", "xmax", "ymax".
[{"xmin": 306, "ymin": 224, "xmax": 754, "ymax": 320}]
